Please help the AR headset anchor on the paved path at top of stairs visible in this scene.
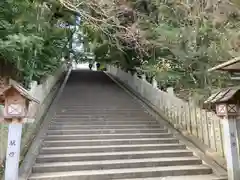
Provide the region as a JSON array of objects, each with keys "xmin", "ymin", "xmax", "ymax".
[{"xmin": 28, "ymin": 70, "xmax": 225, "ymax": 180}]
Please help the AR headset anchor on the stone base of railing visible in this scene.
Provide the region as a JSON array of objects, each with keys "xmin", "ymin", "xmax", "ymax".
[{"xmin": 106, "ymin": 65, "xmax": 227, "ymax": 174}]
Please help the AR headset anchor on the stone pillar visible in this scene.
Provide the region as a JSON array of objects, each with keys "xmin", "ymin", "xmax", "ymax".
[
  {"xmin": 140, "ymin": 73, "xmax": 146, "ymax": 95},
  {"xmin": 29, "ymin": 81, "xmax": 38, "ymax": 95},
  {"xmin": 132, "ymin": 73, "xmax": 138, "ymax": 92},
  {"xmin": 133, "ymin": 72, "xmax": 138, "ymax": 79},
  {"xmin": 152, "ymin": 77, "xmax": 158, "ymax": 88},
  {"xmin": 167, "ymin": 87, "xmax": 175, "ymax": 96},
  {"xmin": 141, "ymin": 74, "xmax": 146, "ymax": 81}
]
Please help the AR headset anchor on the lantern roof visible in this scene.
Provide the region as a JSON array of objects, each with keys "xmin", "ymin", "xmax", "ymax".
[
  {"xmin": 204, "ymin": 86, "xmax": 240, "ymax": 104},
  {"xmin": 0, "ymin": 80, "xmax": 40, "ymax": 104},
  {"xmin": 208, "ymin": 57, "xmax": 240, "ymax": 72}
]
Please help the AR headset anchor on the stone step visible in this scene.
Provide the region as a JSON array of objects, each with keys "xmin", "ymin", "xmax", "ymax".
[
  {"xmin": 32, "ymin": 157, "xmax": 202, "ymax": 173},
  {"xmin": 53, "ymin": 114, "xmax": 150, "ymax": 118},
  {"xmin": 56, "ymin": 109, "xmax": 145, "ymax": 113},
  {"xmin": 48, "ymin": 124, "xmax": 162, "ymax": 130},
  {"xmin": 52, "ymin": 117, "xmax": 154, "ymax": 121},
  {"xmin": 55, "ymin": 111, "xmax": 149, "ymax": 115},
  {"xmin": 43, "ymin": 137, "xmax": 179, "ymax": 147},
  {"xmin": 57, "ymin": 105, "xmax": 143, "ymax": 108},
  {"xmin": 46, "ymin": 128, "xmax": 167, "ymax": 135},
  {"xmin": 59, "ymin": 97, "xmax": 133, "ymax": 98},
  {"xmin": 36, "ymin": 150, "xmax": 194, "ymax": 163},
  {"xmin": 119, "ymin": 175, "xmax": 227, "ymax": 180},
  {"xmin": 29, "ymin": 165, "xmax": 212, "ymax": 180},
  {"xmin": 59, "ymin": 96, "xmax": 136, "ymax": 98},
  {"xmin": 56, "ymin": 105, "xmax": 144, "ymax": 108},
  {"xmin": 56, "ymin": 108, "xmax": 145, "ymax": 111},
  {"xmin": 44, "ymin": 133, "xmax": 173, "ymax": 140},
  {"xmin": 50, "ymin": 121, "xmax": 159, "ymax": 125},
  {"xmin": 54, "ymin": 115, "xmax": 150, "ymax": 118},
  {"xmin": 57, "ymin": 99, "xmax": 138, "ymax": 101},
  {"xmin": 58, "ymin": 99, "xmax": 138, "ymax": 102},
  {"xmin": 40, "ymin": 143, "xmax": 186, "ymax": 154}
]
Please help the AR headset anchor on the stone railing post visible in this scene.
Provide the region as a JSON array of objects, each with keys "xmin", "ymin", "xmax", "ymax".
[
  {"xmin": 132, "ymin": 72, "xmax": 137, "ymax": 92},
  {"xmin": 167, "ymin": 87, "xmax": 175, "ymax": 96},
  {"xmin": 141, "ymin": 73, "xmax": 146, "ymax": 81},
  {"xmin": 152, "ymin": 77, "xmax": 158, "ymax": 88},
  {"xmin": 133, "ymin": 72, "xmax": 138, "ymax": 79},
  {"xmin": 127, "ymin": 71, "xmax": 132, "ymax": 87},
  {"xmin": 140, "ymin": 73, "xmax": 146, "ymax": 95}
]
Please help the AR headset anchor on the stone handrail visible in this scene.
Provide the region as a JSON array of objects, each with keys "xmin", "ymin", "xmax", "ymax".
[{"xmin": 107, "ymin": 65, "xmax": 226, "ymax": 166}]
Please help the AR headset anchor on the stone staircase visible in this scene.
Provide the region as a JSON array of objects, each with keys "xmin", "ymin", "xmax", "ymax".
[{"xmin": 28, "ymin": 70, "xmax": 226, "ymax": 180}]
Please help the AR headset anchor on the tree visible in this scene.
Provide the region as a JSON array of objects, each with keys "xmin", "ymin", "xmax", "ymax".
[
  {"xmin": 59, "ymin": 0, "xmax": 240, "ymax": 100},
  {"xmin": 0, "ymin": 0, "xmax": 77, "ymax": 87}
]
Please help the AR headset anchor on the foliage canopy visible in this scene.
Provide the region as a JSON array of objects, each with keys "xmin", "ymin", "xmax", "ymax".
[
  {"xmin": 0, "ymin": 0, "xmax": 76, "ymax": 86},
  {"xmin": 60, "ymin": 0, "xmax": 240, "ymax": 100}
]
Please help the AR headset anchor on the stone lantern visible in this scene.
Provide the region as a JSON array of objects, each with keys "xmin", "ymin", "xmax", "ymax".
[{"xmin": 0, "ymin": 81, "xmax": 39, "ymax": 123}]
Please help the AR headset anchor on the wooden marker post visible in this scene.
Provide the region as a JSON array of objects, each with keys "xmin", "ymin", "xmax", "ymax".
[
  {"xmin": 204, "ymin": 88, "xmax": 240, "ymax": 180},
  {"xmin": 0, "ymin": 81, "xmax": 39, "ymax": 180},
  {"xmin": 5, "ymin": 121, "xmax": 23, "ymax": 180}
]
